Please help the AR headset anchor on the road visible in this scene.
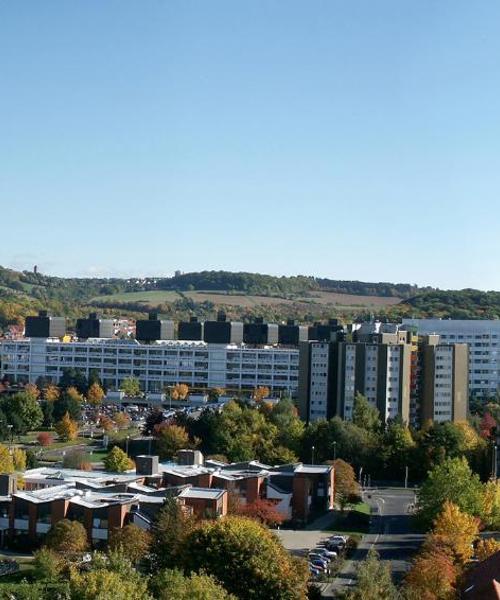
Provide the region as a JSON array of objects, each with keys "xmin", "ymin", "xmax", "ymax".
[{"xmin": 331, "ymin": 487, "xmax": 424, "ymax": 596}]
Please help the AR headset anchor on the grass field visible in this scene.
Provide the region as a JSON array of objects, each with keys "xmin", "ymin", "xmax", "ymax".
[
  {"xmin": 326, "ymin": 502, "xmax": 371, "ymax": 535},
  {"xmin": 91, "ymin": 288, "xmax": 402, "ymax": 310}
]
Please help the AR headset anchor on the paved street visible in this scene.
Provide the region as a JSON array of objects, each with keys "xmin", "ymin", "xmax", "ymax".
[{"xmin": 331, "ymin": 487, "xmax": 424, "ymax": 596}]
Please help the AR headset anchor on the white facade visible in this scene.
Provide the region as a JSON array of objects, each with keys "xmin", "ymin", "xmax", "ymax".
[
  {"xmin": 308, "ymin": 342, "xmax": 330, "ymax": 420},
  {"xmin": 403, "ymin": 319, "xmax": 500, "ymax": 397},
  {"xmin": 0, "ymin": 338, "xmax": 299, "ymax": 395}
]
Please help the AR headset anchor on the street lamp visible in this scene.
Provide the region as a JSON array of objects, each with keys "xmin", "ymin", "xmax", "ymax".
[
  {"xmin": 126, "ymin": 435, "xmax": 130, "ymax": 456},
  {"xmin": 333, "ymin": 441, "xmax": 337, "ymax": 461},
  {"xmin": 7, "ymin": 425, "xmax": 13, "ymax": 451},
  {"xmin": 311, "ymin": 445, "xmax": 315, "ymax": 464}
]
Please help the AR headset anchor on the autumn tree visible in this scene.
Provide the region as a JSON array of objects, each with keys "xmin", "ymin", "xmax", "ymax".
[
  {"xmin": 234, "ymin": 498, "xmax": 285, "ymax": 527},
  {"xmin": 55, "ymin": 412, "xmax": 79, "ymax": 441},
  {"xmin": 114, "ymin": 411, "xmax": 131, "ymax": 429},
  {"xmin": 24, "ymin": 383, "xmax": 40, "ymax": 399},
  {"xmin": 476, "ymin": 538, "xmax": 500, "ymax": 561},
  {"xmin": 0, "ymin": 444, "xmax": 14, "ymax": 473},
  {"xmin": 121, "ymin": 377, "xmax": 141, "ymax": 397},
  {"xmin": 46, "ymin": 519, "xmax": 88, "ymax": 555},
  {"xmin": 404, "ymin": 549, "xmax": 458, "ymax": 600},
  {"xmin": 171, "ymin": 383, "xmax": 189, "ymax": 401},
  {"xmin": 87, "ymin": 382, "xmax": 105, "ymax": 406},
  {"xmin": 109, "ymin": 524, "xmax": 151, "ymax": 564},
  {"xmin": 104, "ymin": 446, "xmax": 134, "ymax": 472},
  {"xmin": 430, "ymin": 500, "xmax": 479, "ymax": 564},
  {"xmin": 479, "ymin": 412, "xmax": 497, "ymax": 439},
  {"xmin": 150, "ymin": 569, "xmax": 236, "ymax": 600},
  {"xmin": 0, "ymin": 391, "xmax": 43, "ymax": 434},
  {"xmin": 12, "ymin": 447, "xmax": 27, "ymax": 471},
  {"xmin": 66, "ymin": 386, "xmax": 84, "ymax": 403},
  {"xmin": 37, "ymin": 431, "xmax": 54, "ymax": 447},
  {"xmin": 44, "ymin": 384, "xmax": 60, "ymax": 403},
  {"xmin": 482, "ymin": 479, "xmax": 500, "ymax": 529},
  {"xmin": 179, "ymin": 516, "xmax": 309, "ymax": 600},
  {"xmin": 346, "ymin": 549, "xmax": 398, "ymax": 600},
  {"xmin": 332, "ymin": 458, "xmax": 361, "ymax": 511},
  {"xmin": 155, "ymin": 423, "xmax": 191, "ymax": 460},
  {"xmin": 253, "ymin": 386, "xmax": 270, "ymax": 402},
  {"xmin": 100, "ymin": 414, "xmax": 115, "ymax": 432}
]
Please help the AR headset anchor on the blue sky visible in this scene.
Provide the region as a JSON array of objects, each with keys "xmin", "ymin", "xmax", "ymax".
[{"xmin": 1, "ymin": 1, "xmax": 499, "ymax": 289}]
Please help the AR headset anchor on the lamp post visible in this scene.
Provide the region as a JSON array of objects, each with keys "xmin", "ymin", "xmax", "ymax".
[
  {"xmin": 7, "ymin": 425, "xmax": 13, "ymax": 452},
  {"xmin": 333, "ymin": 441, "xmax": 337, "ymax": 461},
  {"xmin": 126, "ymin": 435, "xmax": 130, "ymax": 456},
  {"xmin": 311, "ymin": 445, "xmax": 315, "ymax": 464}
]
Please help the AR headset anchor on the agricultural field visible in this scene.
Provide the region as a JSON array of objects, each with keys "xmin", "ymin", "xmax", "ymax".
[
  {"xmin": 91, "ymin": 290, "xmax": 181, "ymax": 305},
  {"xmin": 91, "ymin": 288, "xmax": 403, "ymax": 310}
]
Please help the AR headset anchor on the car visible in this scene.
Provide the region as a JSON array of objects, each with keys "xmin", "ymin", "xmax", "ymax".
[
  {"xmin": 314, "ymin": 547, "xmax": 337, "ymax": 560},
  {"xmin": 309, "ymin": 559, "xmax": 329, "ymax": 573},
  {"xmin": 329, "ymin": 535, "xmax": 348, "ymax": 544},
  {"xmin": 308, "ymin": 553, "xmax": 330, "ymax": 566},
  {"xmin": 308, "ymin": 564, "xmax": 321, "ymax": 577}
]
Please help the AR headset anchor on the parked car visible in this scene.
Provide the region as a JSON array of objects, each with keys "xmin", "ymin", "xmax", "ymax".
[
  {"xmin": 309, "ymin": 564, "xmax": 321, "ymax": 577},
  {"xmin": 309, "ymin": 559, "xmax": 329, "ymax": 573},
  {"xmin": 308, "ymin": 553, "xmax": 330, "ymax": 566},
  {"xmin": 314, "ymin": 547, "xmax": 337, "ymax": 560},
  {"xmin": 329, "ymin": 535, "xmax": 348, "ymax": 544}
]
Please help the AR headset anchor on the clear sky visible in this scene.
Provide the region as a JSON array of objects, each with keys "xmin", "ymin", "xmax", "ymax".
[{"xmin": 1, "ymin": 1, "xmax": 499, "ymax": 289}]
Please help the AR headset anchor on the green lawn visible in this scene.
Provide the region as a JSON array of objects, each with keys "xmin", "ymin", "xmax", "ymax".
[
  {"xmin": 86, "ymin": 449, "xmax": 109, "ymax": 463},
  {"xmin": 326, "ymin": 502, "xmax": 371, "ymax": 535}
]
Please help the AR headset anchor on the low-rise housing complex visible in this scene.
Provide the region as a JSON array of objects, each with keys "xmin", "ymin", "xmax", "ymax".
[{"xmin": 0, "ymin": 452, "xmax": 334, "ymax": 547}]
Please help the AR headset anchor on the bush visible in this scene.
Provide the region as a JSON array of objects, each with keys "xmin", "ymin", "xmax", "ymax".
[{"xmin": 37, "ymin": 432, "xmax": 54, "ymax": 447}]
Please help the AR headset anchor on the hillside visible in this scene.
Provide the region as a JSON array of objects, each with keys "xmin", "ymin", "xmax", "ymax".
[{"xmin": 0, "ymin": 266, "xmax": 498, "ymax": 328}]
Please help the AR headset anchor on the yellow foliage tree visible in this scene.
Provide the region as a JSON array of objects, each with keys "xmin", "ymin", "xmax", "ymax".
[
  {"xmin": 0, "ymin": 444, "xmax": 14, "ymax": 473},
  {"xmin": 455, "ymin": 421, "xmax": 486, "ymax": 452},
  {"xmin": 114, "ymin": 412, "xmax": 130, "ymax": 429},
  {"xmin": 431, "ymin": 500, "xmax": 479, "ymax": 564},
  {"xmin": 44, "ymin": 384, "xmax": 60, "ymax": 402},
  {"xmin": 25, "ymin": 383, "xmax": 40, "ymax": 400},
  {"xmin": 55, "ymin": 412, "xmax": 79, "ymax": 441},
  {"xmin": 253, "ymin": 386, "xmax": 270, "ymax": 402},
  {"xmin": 66, "ymin": 386, "xmax": 83, "ymax": 403},
  {"xmin": 171, "ymin": 384, "xmax": 189, "ymax": 401},
  {"xmin": 87, "ymin": 383, "xmax": 105, "ymax": 406},
  {"xmin": 12, "ymin": 448, "xmax": 26, "ymax": 471},
  {"xmin": 476, "ymin": 538, "xmax": 500, "ymax": 561},
  {"xmin": 482, "ymin": 480, "xmax": 500, "ymax": 530}
]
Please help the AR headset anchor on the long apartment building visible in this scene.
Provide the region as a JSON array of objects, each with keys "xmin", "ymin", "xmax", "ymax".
[
  {"xmin": 402, "ymin": 319, "xmax": 500, "ymax": 399},
  {"xmin": 299, "ymin": 323, "xmax": 468, "ymax": 427},
  {"xmin": 0, "ymin": 338, "xmax": 299, "ymax": 395},
  {"xmin": 0, "ymin": 311, "xmax": 345, "ymax": 396}
]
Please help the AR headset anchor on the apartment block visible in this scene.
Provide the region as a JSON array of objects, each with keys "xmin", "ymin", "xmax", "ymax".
[
  {"xmin": 299, "ymin": 329, "xmax": 468, "ymax": 427},
  {"xmin": 0, "ymin": 338, "xmax": 299, "ymax": 396},
  {"xmin": 402, "ymin": 319, "xmax": 500, "ymax": 398}
]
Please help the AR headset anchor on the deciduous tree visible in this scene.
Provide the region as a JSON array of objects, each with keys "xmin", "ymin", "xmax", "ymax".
[
  {"xmin": 253, "ymin": 386, "xmax": 270, "ymax": 402},
  {"xmin": 121, "ymin": 377, "xmax": 141, "ymax": 397},
  {"xmin": 332, "ymin": 459, "xmax": 360, "ymax": 511},
  {"xmin": 12, "ymin": 447, "xmax": 27, "ymax": 471},
  {"xmin": 404, "ymin": 550, "xmax": 457, "ymax": 600},
  {"xmin": 87, "ymin": 382, "xmax": 105, "ymax": 406},
  {"xmin": 430, "ymin": 500, "xmax": 479, "ymax": 564},
  {"xmin": 352, "ymin": 393, "xmax": 381, "ymax": 432},
  {"xmin": 180, "ymin": 516, "xmax": 309, "ymax": 600},
  {"xmin": 108, "ymin": 524, "xmax": 151, "ymax": 564},
  {"xmin": 234, "ymin": 498, "xmax": 285, "ymax": 526},
  {"xmin": 44, "ymin": 384, "xmax": 60, "ymax": 403},
  {"xmin": 151, "ymin": 497, "xmax": 195, "ymax": 570},
  {"xmin": 0, "ymin": 444, "xmax": 14, "ymax": 473},
  {"xmin": 150, "ymin": 569, "xmax": 236, "ymax": 600},
  {"xmin": 114, "ymin": 412, "xmax": 131, "ymax": 429},
  {"xmin": 46, "ymin": 519, "xmax": 88, "ymax": 555},
  {"xmin": 155, "ymin": 423, "xmax": 191, "ymax": 460},
  {"xmin": 476, "ymin": 538, "xmax": 500, "ymax": 561},
  {"xmin": 103, "ymin": 446, "xmax": 134, "ymax": 472},
  {"xmin": 346, "ymin": 549, "xmax": 397, "ymax": 600},
  {"xmin": 417, "ymin": 457, "xmax": 484, "ymax": 529},
  {"xmin": 55, "ymin": 412, "xmax": 78, "ymax": 441}
]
